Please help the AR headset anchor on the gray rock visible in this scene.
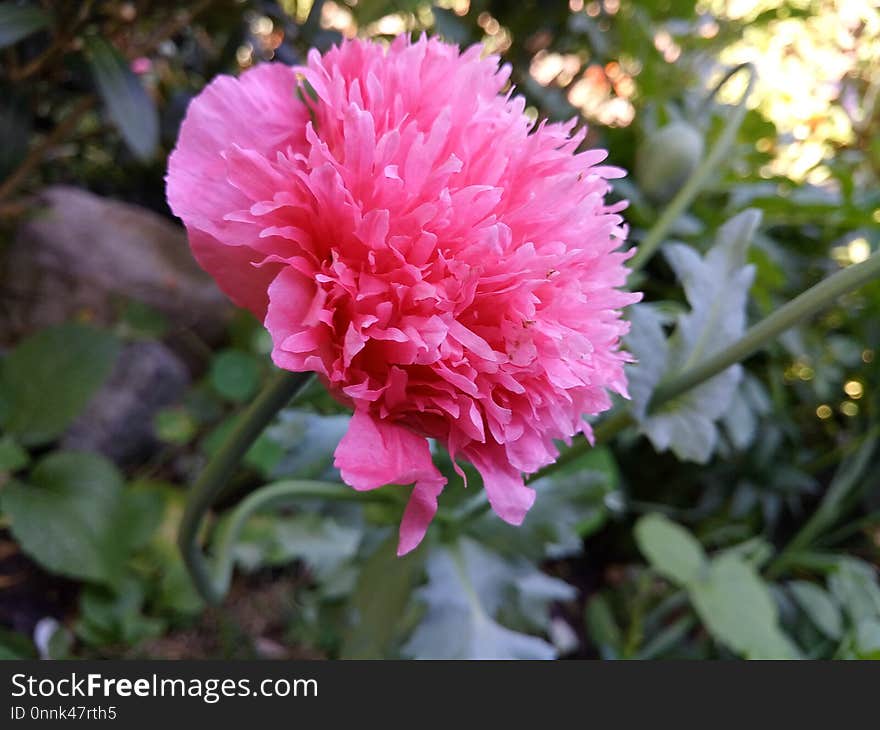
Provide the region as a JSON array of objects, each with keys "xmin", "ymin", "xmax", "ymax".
[
  {"xmin": 61, "ymin": 340, "xmax": 190, "ymax": 465},
  {"xmin": 0, "ymin": 185, "xmax": 230, "ymax": 346}
]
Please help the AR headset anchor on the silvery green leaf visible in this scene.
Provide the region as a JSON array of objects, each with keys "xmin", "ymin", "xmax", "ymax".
[
  {"xmin": 789, "ymin": 581, "xmax": 842, "ymax": 640},
  {"xmin": 231, "ymin": 512, "xmax": 361, "ymax": 582},
  {"xmin": 628, "ymin": 210, "xmax": 760, "ymax": 463},
  {"xmin": 472, "ymin": 452, "xmax": 617, "ymax": 561},
  {"xmin": 829, "ymin": 558, "xmax": 880, "ymax": 625},
  {"xmin": 690, "ymin": 553, "xmax": 801, "ymax": 660},
  {"xmin": 402, "ymin": 538, "xmax": 568, "ymax": 659},
  {"xmin": 265, "ymin": 409, "xmax": 350, "ymax": 480},
  {"xmin": 664, "ymin": 209, "xmax": 759, "ymax": 369},
  {"xmin": 641, "ymin": 365, "xmax": 741, "ymax": 462},
  {"xmin": 626, "ymin": 305, "xmax": 669, "ymax": 420},
  {"xmin": 635, "ymin": 513, "xmax": 707, "ymax": 586},
  {"xmin": 722, "ymin": 372, "xmax": 770, "ymax": 451},
  {"xmin": 513, "ymin": 570, "xmax": 576, "ymax": 630}
]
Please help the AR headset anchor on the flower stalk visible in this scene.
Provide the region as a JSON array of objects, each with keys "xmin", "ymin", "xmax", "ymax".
[
  {"xmin": 178, "ymin": 369, "xmax": 313, "ymax": 604},
  {"xmin": 180, "ymin": 252, "xmax": 880, "ymax": 598},
  {"xmin": 628, "ymin": 63, "xmax": 756, "ymax": 273},
  {"xmin": 535, "ymin": 250, "xmax": 880, "ymax": 481}
]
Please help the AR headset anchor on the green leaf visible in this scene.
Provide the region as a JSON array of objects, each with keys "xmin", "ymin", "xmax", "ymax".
[
  {"xmin": 84, "ymin": 36, "xmax": 158, "ymax": 160},
  {"xmin": 585, "ymin": 593, "xmax": 623, "ymax": 659},
  {"xmin": 119, "ymin": 300, "xmax": 169, "ymax": 339},
  {"xmin": 0, "ymin": 3, "xmax": 50, "ymax": 48},
  {"xmin": 473, "ymin": 455, "xmax": 617, "ymax": 561},
  {"xmin": 0, "ymin": 627, "xmax": 36, "ymax": 659},
  {"xmin": 0, "ymin": 452, "xmax": 130, "ymax": 585},
  {"xmin": 635, "ymin": 513, "xmax": 707, "ymax": 586},
  {"xmin": 341, "ymin": 535, "xmax": 425, "ymax": 659},
  {"xmin": 0, "ymin": 435, "xmax": 29, "ymax": 472},
  {"xmin": 690, "ymin": 553, "xmax": 800, "ymax": 659},
  {"xmin": 828, "ymin": 558, "xmax": 880, "ymax": 625},
  {"xmin": 0, "ymin": 323, "xmax": 120, "ymax": 447},
  {"xmin": 789, "ymin": 581, "xmax": 843, "ymax": 640},
  {"xmin": 627, "ymin": 210, "xmax": 760, "ymax": 463},
  {"xmin": 263, "ymin": 409, "xmax": 351, "ymax": 479},
  {"xmin": 202, "ymin": 414, "xmax": 286, "ymax": 476},
  {"xmin": 119, "ymin": 482, "xmax": 167, "ymax": 553},
  {"xmin": 230, "ymin": 512, "xmax": 361, "ymax": 581},
  {"xmin": 209, "ymin": 349, "xmax": 261, "ymax": 403},
  {"xmin": 853, "ymin": 618, "xmax": 880, "ymax": 660},
  {"xmin": 402, "ymin": 538, "xmax": 572, "ymax": 659},
  {"xmin": 76, "ymin": 578, "xmax": 164, "ymax": 648}
]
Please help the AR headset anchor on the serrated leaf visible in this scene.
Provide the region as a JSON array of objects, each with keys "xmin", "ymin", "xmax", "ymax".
[
  {"xmin": 0, "ymin": 323, "xmax": 120, "ymax": 446},
  {"xmin": 721, "ymin": 373, "xmax": 769, "ymax": 451},
  {"xmin": 789, "ymin": 581, "xmax": 842, "ymax": 640},
  {"xmin": 84, "ymin": 36, "xmax": 158, "ymax": 160},
  {"xmin": 625, "ymin": 305, "xmax": 669, "ymax": 421},
  {"xmin": 690, "ymin": 553, "xmax": 800, "ymax": 659},
  {"xmin": 0, "ymin": 452, "xmax": 130, "ymax": 585},
  {"xmin": 626, "ymin": 210, "xmax": 760, "ymax": 463},
  {"xmin": 402, "ymin": 538, "xmax": 571, "ymax": 659},
  {"xmin": 0, "ymin": 3, "xmax": 50, "ymax": 48},
  {"xmin": 230, "ymin": 512, "xmax": 361, "ymax": 582},
  {"xmin": 635, "ymin": 513, "xmax": 707, "ymax": 586},
  {"xmin": 265, "ymin": 409, "xmax": 351, "ymax": 480},
  {"xmin": 472, "ymin": 451, "xmax": 617, "ymax": 560}
]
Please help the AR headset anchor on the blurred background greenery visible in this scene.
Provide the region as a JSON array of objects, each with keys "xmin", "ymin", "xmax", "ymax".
[{"xmin": 0, "ymin": 0, "xmax": 878, "ymax": 659}]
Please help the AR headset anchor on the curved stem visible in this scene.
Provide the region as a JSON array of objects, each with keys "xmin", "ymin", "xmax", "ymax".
[
  {"xmin": 178, "ymin": 369, "xmax": 312, "ymax": 605},
  {"xmin": 628, "ymin": 63, "xmax": 756, "ymax": 273},
  {"xmin": 209, "ymin": 479, "xmax": 398, "ymax": 600}
]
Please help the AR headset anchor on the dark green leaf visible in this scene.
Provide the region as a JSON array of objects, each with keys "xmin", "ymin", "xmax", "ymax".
[
  {"xmin": 0, "ymin": 323, "xmax": 120, "ymax": 447},
  {"xmin": 341, "ymin": 535, "xmax": 424, "ymax": 659},
  {"xmin": 84, "ymin": 36, "xmax": 158, "ymax": 160},
  {"xmin": 0, "ymin": 452, "xmax": 130, "ymax": 585},
  {"xmin": 0, "ymin": 435, "xmax": 29, "ymax": 472}
]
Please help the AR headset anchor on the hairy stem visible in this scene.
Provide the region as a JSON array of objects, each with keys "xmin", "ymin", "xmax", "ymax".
[
  {"xmin": 628, "ymin": 63, "xmax": 756, "ymax": 273},
  {"xmin": 177, "ymin": 370, "xmax": 312, "ymax": 604},
  {"xmin": 534, "ymin": 251, "xmax": 880, "ymax": 483}
]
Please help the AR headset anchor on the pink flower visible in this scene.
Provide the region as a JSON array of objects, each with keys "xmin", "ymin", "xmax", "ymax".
[{"xmin": 167, "ymin": 36, "xmax": 640, "ymax": 555}]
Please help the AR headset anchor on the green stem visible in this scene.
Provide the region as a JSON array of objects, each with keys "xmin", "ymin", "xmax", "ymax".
[
  {"xmin": 209, "ymin": 479, "xmax": 397, "ymax": 600},
  {"xmin": 528, "ymin": 251, "xmax": 880, "ymax": 487},
  {"xmin": 178, "ymin": 369, "xmax": 312, "ymax": 605},
  {"xmin": 628, "ymin": 63, "xmax": 756, "ymax": 273},
  {"xmin": 767, "ymin": 426, "xmax": 879, "ymax": 579},
  {"xmin": 651, "ymin": 251, "xmax": 880, "ymax": 405}
]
